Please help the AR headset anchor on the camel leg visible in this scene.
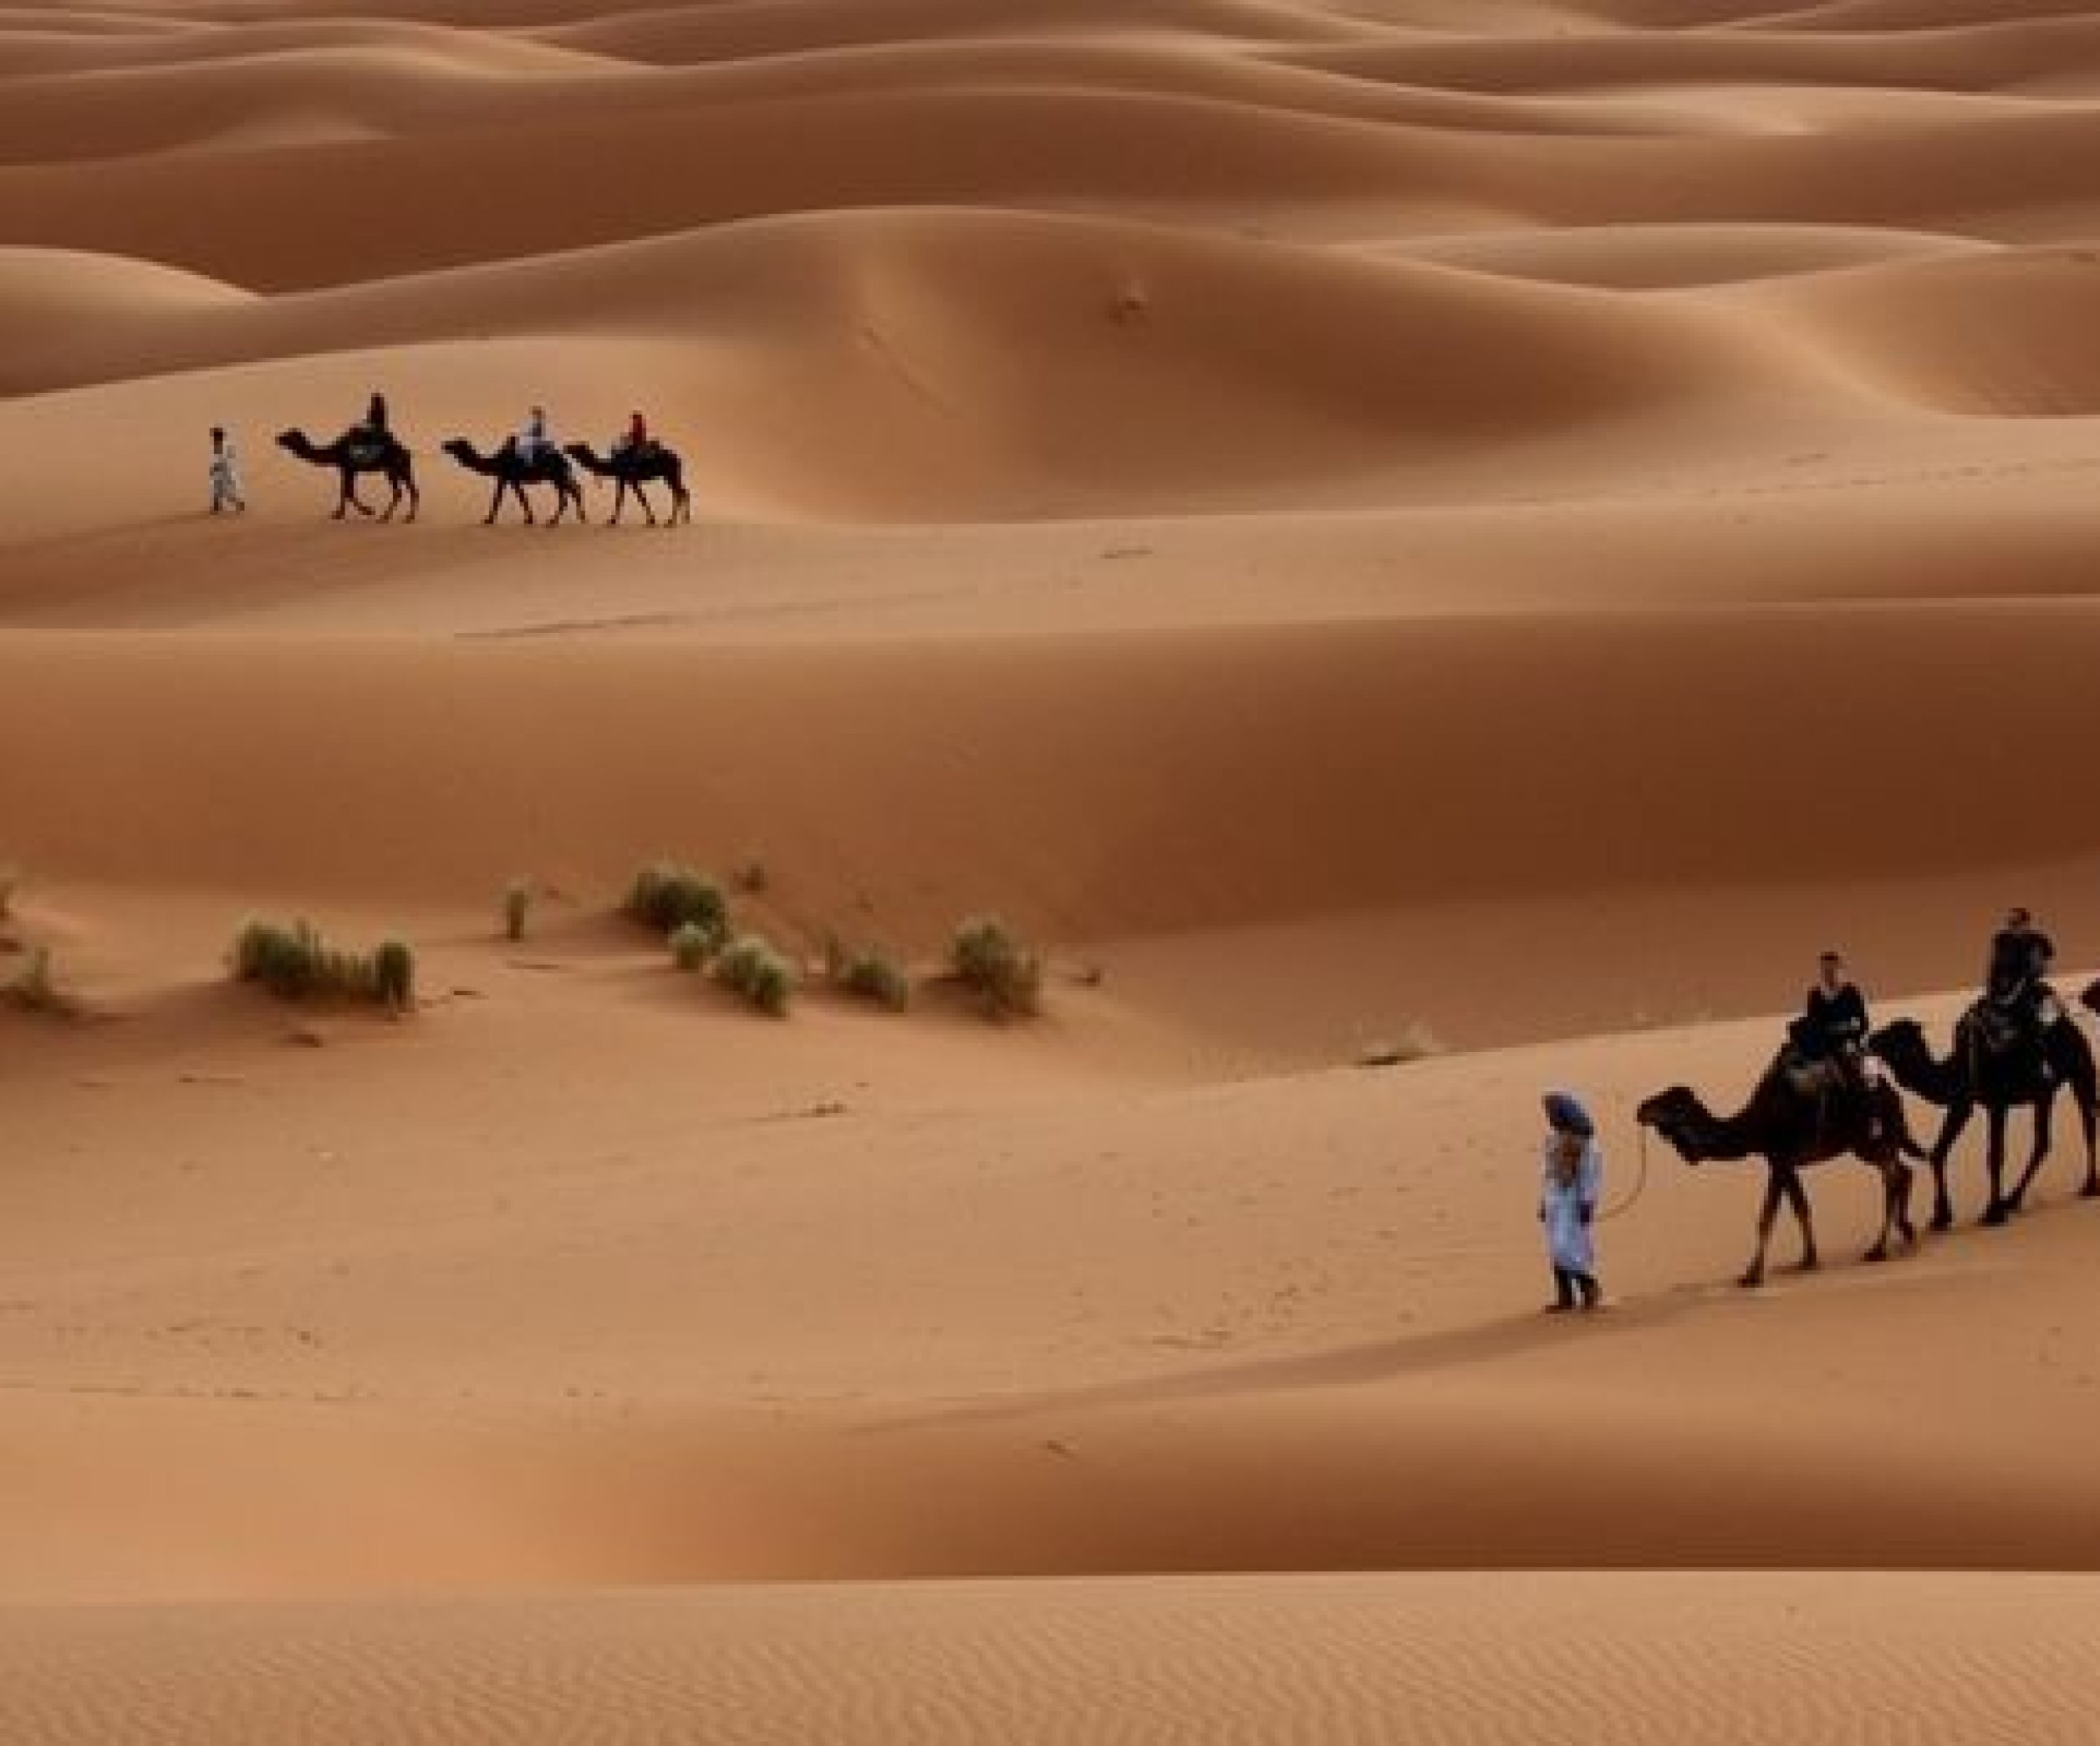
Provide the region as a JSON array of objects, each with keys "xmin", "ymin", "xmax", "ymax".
[
  {"xmin": 344, "ymin": 472, "xmax": 375, "ymax": 518},
  {"xmin": 1741, "ymin": 1167, "xmax": 1785, "ymax": 1289},
  {"xmin": 608, "ymin": 481, "xmax": 625, "ymax": 527},
  {"xmin": 2077, "ymin": 1085, "xmax": 2099, "ymax": 1199},
  {"xmin": 672, "ymin": 486, "xmax": 691, "ymax": 527},
  {"xmin": 1865, "ymin": 1162, "xmax": 1897, "ymax": 1263},
  {"xmin": 2006, "ymin": 1095, "xmax": 2055, "ymax": 1214},
  {"xmin": 637, "ymin": 482, "xmax": 659, "ymax": 528},
  {"xmin": 1926, "ymin": 1102, "xmax": 1971, "ymax": 1230},
  {"xmin": 1981, "ymin": 1106, "xmax": 2012, "ymax": 1225},
  {"xmin": 2082, "ymin": 1100, "xmax": 2100, "ymax": 1210},
  {"xmin": 1781, "ymin": 1168, "xmax": 1818, "ymax": 1273},
  {"xmin": 403, "ymin": 472, "xmax": 419, "ymax": 524}
]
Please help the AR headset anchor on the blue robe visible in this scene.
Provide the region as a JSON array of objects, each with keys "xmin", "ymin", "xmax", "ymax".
[{"xmin": 1542, "ymin": 1132, "xmax": 1603, "ymax": 1274}]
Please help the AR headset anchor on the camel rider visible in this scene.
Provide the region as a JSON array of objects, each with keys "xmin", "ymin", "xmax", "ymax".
[
  {"xmin": 345, "ymin": 391, "xmax": 390, "ymax": 458},
  {"xmin": 1985, "ymin": 906, "xmax": 2060, "ymax": 1043},
  {"xmin": 515, "ymin": 406, "xmax": 554, "ymax": 466},
  {"xmin": 1797, "ymin": 951, "xmax": 1870, "ymax": 1071},
  {"xmin": 614, "ymin": 411, "xmax": 650, "ymax": 460}
]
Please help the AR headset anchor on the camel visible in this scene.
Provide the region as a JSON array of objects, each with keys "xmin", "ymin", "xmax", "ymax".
[
  {"xmin": 563, "ymin": 442, "xmax": 691, "ymax": 527},
  {"xmin": 1871, "ymin": 1008, "xmax": 2099, "ymax": 1229},
  {"xmin": 441, "ymin": 439, "xmax": 587, "ymax": 526},
  {"xmin": 1637, "ymin": 1064, "xmax": 1924, "ymax": 1289},
  {"xmin": 275, "ymin": 428, "xmax": 418, "ymax": 522}
]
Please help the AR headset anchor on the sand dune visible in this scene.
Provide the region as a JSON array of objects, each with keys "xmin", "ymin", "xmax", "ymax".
[
  {"xmin": 10, "ymin": 1, "xmax": 2100, "ymax": 1737},
  {"xmin": 10, "ymin": 1574, "xmax": 2100, "ymax": 1746}
]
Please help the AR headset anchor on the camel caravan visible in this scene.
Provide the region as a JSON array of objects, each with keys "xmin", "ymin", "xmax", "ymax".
[
  {"xmin": 1638, "ymin": 912, "xmax": 2100, "ymax": 1290},
  {"xmin": 270, "ymin": 396, "xmax": 692, "ymax": 528}
]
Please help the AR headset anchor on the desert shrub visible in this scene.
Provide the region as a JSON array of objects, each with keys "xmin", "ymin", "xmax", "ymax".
[
  {"xmin": 951, "ymin": 916, "xmax": 1041, "ymax": 1019},
  {"xmin": 233, "ymin": 918, "xmax": 327, "ymax": 998},
  {"xmin": 716, "ymin": 932, "xmax": 794, "ymax": 1017},
  {"xmin": 1356, "ymin": 1021, "xmax": 1443, "ymax": 1069},
  {"xmin": 372, "ymin": 939, "xmax": 415, "ymax": 1011},
  {"xmin": 670, "ymin": 921, "xmax": 715, "ymax": 972},
  {"xmin": 232, "ymin": 917, "xmax": 413, "ymax": 1010},
  {"xmin": 735, "ymin": 857, "xmax": 768, "ymax": 896},
  {"xmin": 624, "ymin": 861, "xmax": 727, "ymax": 947},
  {"xmin": 6, "ymin": 947, "xmax": 69, "ymax": 1016},
  {"xmin": 833, "ymin": 942, "xmax": 910, "ymax": 1013},
  {"xmin": 502, "ymin": 880, "xmax": 532, "ymax": 942},
  {"xmin": 0, "ymin": 865, "xmax": 18, "ymax": 919}
]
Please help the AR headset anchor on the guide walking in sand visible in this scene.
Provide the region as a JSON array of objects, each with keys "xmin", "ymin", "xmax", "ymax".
[{"xmin": 1541, "ymin": 1090, "xmax": 1604, "ymax": 1313}]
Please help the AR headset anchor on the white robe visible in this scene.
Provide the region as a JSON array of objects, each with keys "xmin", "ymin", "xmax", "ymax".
[
  {"xmin": 1542, "ymin": 1134, "xmax": 1603, "ymax": 1274},
  {"xmin": 210, "ymin": 444, "xmax": 242, "ymax": 508}
]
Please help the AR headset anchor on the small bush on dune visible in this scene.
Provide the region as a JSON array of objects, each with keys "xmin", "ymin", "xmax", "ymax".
[
  {"xmin": 1356, "ymin": 1021, "xmax": 1443, "ymax": 1069},
  {"xmin": 233, "ymin": 918, "xmax": 327, "ymax": 998},
  {"xmin": 6, "ymin": 947, "xmax": 73, "ymax": 1017},
  {"xmin": 670, "ymin": 921, "xmax": 715, "ymax": 973},
  {"xmin": 372, "ymin": 939, "xmax": 415, "ymax": 1012},
  {"xmin": 830, "ymin": 940, "xmax": 911, "ymax": 1013},
  {"xmin": 231, "ymin": 918, "xmax": 415, "ymax": 1011},
  {"xmin": 502, "ymin": 880, "xmax": 532, "ymax": 942},
  {"xmin": 716, "ymin": 932, "xmax": 794, "ymax": 1017},
  {"xmin": 951, "ymin": 916, "xmax": 1041, "ymax": 1019},
  {"xmin": 624, "ymin": 861, "xmax": 728, "ymax": 947}
]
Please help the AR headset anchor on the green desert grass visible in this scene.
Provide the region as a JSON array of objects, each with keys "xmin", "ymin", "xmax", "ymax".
[
  {"xmin": 951, "ymin": 916, "xmax": 1042, "ymax": 1019},
  {"xmin": 670, "ymin": 921, "xmax": 716, "ymax": 973},
  {"xmin": 716, "ymin": 932, "xmax": 794, "ymax": 1017},
  {"xmin": 502, "ymin": 879, "xmax": 532, "ymax": 942},
  {"xmin": 624, "ymin": 861, "xmax": 729, "ymax": 948},
  {"xmin": 231, "ymin": 919, "xmax": 416, "ymax": 1013},
  {"xmin": 825, "ymin": 935, "xmax": 912, "ymax": 1013}
]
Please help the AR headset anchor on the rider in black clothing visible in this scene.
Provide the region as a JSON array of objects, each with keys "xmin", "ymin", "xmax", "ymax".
[
  {"xmin": 1984, "ymin": 906, "xmax": 2059, "ymax": 1049},
  {"xmin": 1799, "ymin": 951, "xmax": 1870, "ymax": 1064},
  {"xmin": 1987, "ymin": 907, "xmax": 2055, "ymax": 1005},
  {"xmin": 1790, "ymin": 949, "xmax": 1884, "ymax": 1144}
]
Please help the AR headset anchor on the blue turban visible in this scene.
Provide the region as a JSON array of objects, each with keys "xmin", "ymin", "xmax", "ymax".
[{"xmin": 1542, "ymin": 1090, "xmax": 1595, "ymax": 1137}]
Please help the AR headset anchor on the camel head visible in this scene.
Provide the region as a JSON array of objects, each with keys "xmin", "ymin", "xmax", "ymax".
[
  {"xmin": 1635, "ymin": 1085, "xmax": 1714, "ymax": 1164},
  {"xmin": 1868, "ymin": 1018, "xmax": 1929, "ymax": 1069},
  {"xmin": 276, "ymin": 428, "xmax": 314, "ymax": 457},
  {"xmin": 440, "ymin": 438, "xmax": 488, "ymax": 472}
]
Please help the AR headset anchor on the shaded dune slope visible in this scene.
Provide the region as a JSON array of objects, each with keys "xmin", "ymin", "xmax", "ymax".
[{"xmin": 0, "ymin": 607, "xmax": 2092, "ymax": 925}]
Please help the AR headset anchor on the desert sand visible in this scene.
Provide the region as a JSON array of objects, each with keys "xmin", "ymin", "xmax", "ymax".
[{"xmin": 7, "ymin": 0, "xmax": 2100, "ymax": 1739}]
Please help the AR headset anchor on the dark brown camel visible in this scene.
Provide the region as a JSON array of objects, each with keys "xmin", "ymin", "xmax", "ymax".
[
  {"xmin": 276, "ymin": 428, "xmax": 418, "ymax": 522},
  {"xmin": 1637, "ymin": 1065, "xmax": 1924, "ymax": 1288},
  {"xmin": 1872, "ymin": 1008, "xmax": 2100, "ymax": 1228},
  {"xmin": 441, "ymin": 439, "xmax": 587, "ymax": 526},
  {"xmin": 563, "ymin": 442, "xmax": 691, "ymax": 527}
]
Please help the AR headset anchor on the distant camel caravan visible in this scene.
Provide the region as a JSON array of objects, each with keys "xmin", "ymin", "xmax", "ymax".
[
  {"xmin": 271, "ymin": 420, "xmax": 691, "ymax": 527},
  {"xmin": 441, "ymin": 438, "xmax": 588, "ymax": 526},
  {"xmin": 276, "ymin": 428, "xmax": 420, "ymax": 522}
]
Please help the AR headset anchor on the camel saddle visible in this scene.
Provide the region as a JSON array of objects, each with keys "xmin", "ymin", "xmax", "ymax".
[{"xmin": 1965, "ymin": 988, "xmax": 2060, "ymax": 1062}]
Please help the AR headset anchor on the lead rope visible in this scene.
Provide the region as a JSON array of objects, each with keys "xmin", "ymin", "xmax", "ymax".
[{"xmin": 1597, "ymin": 1121, "xmax": 1650, "ymax": 1224}]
